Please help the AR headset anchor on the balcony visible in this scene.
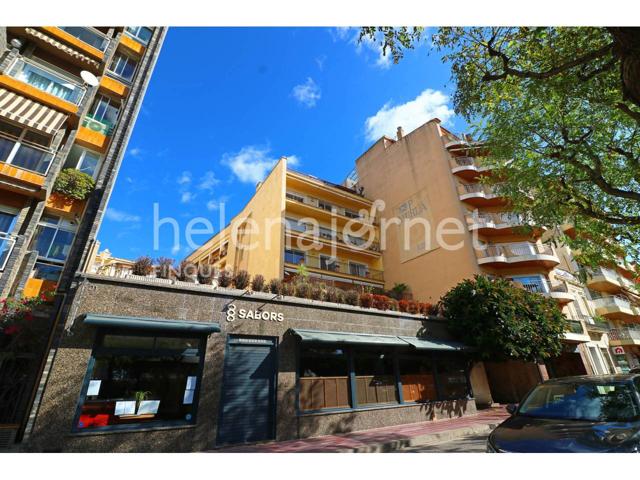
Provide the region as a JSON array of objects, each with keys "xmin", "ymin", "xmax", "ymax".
[
  {"xmin": 81, "ymin": 114, "xmax": 115, "ymax": 137},
  {"xmin": 581, "ymin": 316, "xmax": 611, "ymax": 334},
  {"xmin": 467, "ymin": 212, "xmax": 532, "ymax": 236},
  {"xmin": 285, "ymin": 192, "xmax": 376, "ymax": 225},
  {"xmin": 476, "ymin": 243, "xmax": 560, "ymax": 269},
  {"xmin": 458, "ymin": 183, "xmax": 507, "ymax": 207},
  {"xmin": 284, "ymin": 252, "xmax": 384, "ymax": 284},
  {"xmin": 285, "ymin": 227, "xmax": 381, "ymax": 255},
  {"xmin": 510, "ymin": 276, "xmax": 573, "ymax": 304},
  {"xmin": 609, "ymin": 328, "xmax": 640, "ymax": 347},
  {"xmin": 58, "ymin": 27, "xmax": 110, "ymax": 53},
  {"xmin": 591, "ymin": 295, "xmax": 639, "ymax": 322},
  {"xmin": 563, "ymin": 320, "xmax": 590, "ymax": 343},
  {"xmin": 586, "ymin": 267, "xmax": 623, "ymax": 294},
  {"xmin": 450, "ymin": 156, "xmax": 492, "ymax": 181},
  {"xmin": 5, "ymin": 57, "xmax": 86, "ymax": 107},
  {"xmin": 547, "ymin": 281, "xmax": 575, "ymax": 304}
]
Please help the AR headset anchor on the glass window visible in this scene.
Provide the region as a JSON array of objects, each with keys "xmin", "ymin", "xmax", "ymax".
[
  {"xmin": 285, "ymin": 217, "xmax": 307, "ymax": 233},
  {"xmin": 0, "ymin": 208, "xmax": 18, "ymax": 270},
  {"xmin": 320, "ymin": 255, "xmax": 338, "ymax": 271},
  {"xmin": 353, "ymin": 349, "xmax": 399, "ymax": 405},
  {"xmin": 299, "ymin": 346, "xmax": 350, "ymax": 411},
  {"xmin": 0, "ymin": 120, "xmax": 53, "ymax": 174},
  {"xmin": 60, "ymin": 27, "xmax": 109, "ymax": 51},
  {"xmin": 284, "ymin": 249, "xmax": 304, "ymax": 265},
  {"xmin": 75, "ymin": 331, "xmax": 205, "ymax": 431},
  {"xmin": 64, "ymin": 145, "xmax": 101, "ymax": 178},
  {"xmin": 399, "ymin": 355, "xmax": 437, "ymax": 402},
  {"xmin": 435, "ymin": 355, "xmax": 469, "ymax": 400},
  {"xmin": 32, "ymin": 215, "xmax": 76, "ymax": 262},
  {"xmin": 108, "ymin": 52, "xmax": 137, "ymax": 82},
  {"xmin": 125, "ymin": 26, "xmax": 153, "ymax": 45},
  {"xmin": 348, "ymin": 262, "xmax": 368, "ymax": 277},
  {"xmin": 87, "ymin": 95, "xmax": 120, "ymax": 130},
  {"xmin": 318, "ymin": 227, "xmax": 334, "ymax": 240},
  {"xmin": 32, "ymin": 262, "xmax": 63, "ymax": 282},
  {"xmin": 0, "ymin": 210, "xmax": 17, "ymax": 234},
  {"xmin": 519, "ymin": 382, "xmax": 640, "ymax": 422},
  {"xmin": 318, "ymin": 201, "xmax": 333, "ymax": 212}
]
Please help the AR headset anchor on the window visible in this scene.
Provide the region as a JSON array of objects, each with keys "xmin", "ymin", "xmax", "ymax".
[
  {"xmin": 0, "ymin": 206, "xmax": 18, "ymax": 270},
  {"xmin": 508, "ymin": 275, "xmax": 548, "ymax": 293},
  {"xmin": 125, "ymin": 26, "xmax": 153, "ymax": 45},
  {"xmin": 344, "ymin": 209, "xmax": 360, "ymax": 219},
  {"xmin": 435, "ymin": 355, "xmax": 469, "ymax": 400},
  {"xmin": 85, "ymin": 95, "xmax": 120, "ymax": 135},
  {"xmin": 285, "ymin": 217, "xmax": 307, "ymax": 234},
  {"xmin": 284, "ymin": 249, "xmax": 305, "ymax": 265},
  {"xmin": 60, "ymin": 27, "xmax": 109, "ymax": 51},
  {"xmin": 9, "ymin": 57, "xmax": 85, "ymax": 104},
  {"xmin": 299, "ymin": 346, "xmax": 350, "ymax": 411},
  {"xmin": 0, "ymin": 120, "xmax": 53, "ymax": 174},
  {"xmin": 64, "ymin": 145, "xmax": 101, "ymax": 178},
  {"xmin": 108, "ymin": 52, "xmax": 137, "ymax": 83},
  {"xmin": 348, "ymin": 262, "xmax": 368, "ymax": 277},
  {"xmin": 74, "ymin": 330, "xmax": 205, "ymax": 431},
  {"xmin": 399, "ymin": 355, "xmax": 437, "ymax": 402},
  {"xmin": 286, "ymin": 192, "xmax": 304, "ymax": 203},
  {"xmin": 353, "ymin": 349, "xmax": 399, "ymax": 406},
  {"xmin": 32, "ymin": 215, "xmax": 77, "ymax": 262},
  {"xmin": 320, "ymin": 255, "xmax": 339, "ymax": 272},
  {"xmin": 31, "ymin": 262, "xmax": 63, "ymax": 282},
  {"xmin": 318, "ymin": 227, "xmax": 334, "ymax": 240},
  {"xmin": 318, "ymin": 200, "xmax": 333, "ymax": 212}
]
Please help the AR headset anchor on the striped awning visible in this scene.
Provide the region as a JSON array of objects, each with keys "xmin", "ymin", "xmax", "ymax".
[
  {"xmin": 0, "ymin": 88, "xmax": 67, "ymax": 135},
  {"xmin": 24, "ymin": 28, "xmax": 101, "ymax": 69}
]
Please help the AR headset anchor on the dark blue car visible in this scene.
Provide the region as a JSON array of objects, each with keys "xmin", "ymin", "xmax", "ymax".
[{"xmin": 487, "ymin": 374, "xmax": 640, "ymax": 453}]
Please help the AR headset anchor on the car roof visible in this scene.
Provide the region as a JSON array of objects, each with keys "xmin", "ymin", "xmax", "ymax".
[{"xmin": 542, "ymin": 374, "xmax": 640, "ymax": 384}]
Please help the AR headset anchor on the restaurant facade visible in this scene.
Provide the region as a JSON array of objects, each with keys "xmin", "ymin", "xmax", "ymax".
[{"xmin": 26, "ymin": 273, "xmax": 490, "ymax": 452}]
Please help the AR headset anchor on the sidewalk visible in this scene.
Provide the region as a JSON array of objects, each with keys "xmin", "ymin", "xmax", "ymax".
[{"xmin": 215, "ymin": 407, "xmax": 509, "ymax": 453}]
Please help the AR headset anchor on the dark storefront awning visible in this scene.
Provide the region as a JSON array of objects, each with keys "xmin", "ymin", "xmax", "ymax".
[
  {"xmin": 289, "ymin": 328, "xmax": 471, "ymax": 350},
  {"xmin": 398, "ymin": 336, "xmax": 471, "ymax": 351},
  {"xmin": 290, "ymin": 328, "xmax": 407, "ymax": 346},
  {"xmin": 84, "ymin": 313, "xmax": 220, "ymax": 334}
]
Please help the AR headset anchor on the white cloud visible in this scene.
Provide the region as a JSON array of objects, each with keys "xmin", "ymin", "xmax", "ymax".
[
  {"xmin": 105, "ymin": 208, "xmax": 141, "ymax": 223},
  {"xmin": 177, "ymin": 171, "xmax": 192, "ymax": 185},
  {"xmin": 291, "ymin": 77, "xmax": 321, "ymax": 108},
  {"xmin": 198, "ymin": 171, "xmax": 220, "ymax": 192},
  {"xmin": 129, "ymin": 147, "xmax": 143, "ymax": 157},
  {"xmin": 222, "ymin": 146, "xmax": 298, "ymax": 184},
  {"xmin": 364, "ymin": 89, "xmax": 455, "ymax": 142},
  {"xmin": 181, "ymin": 191, "xmax": 194, "ymax": 203},
  {"xmin": 206, "ymin": 196, "xmax": 229, "ymax": 211}
]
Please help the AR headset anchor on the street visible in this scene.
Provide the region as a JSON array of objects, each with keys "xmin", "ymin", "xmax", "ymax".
[{"xmin": 399, "ymin": 434, "xmax": 489, "ymax": 453}]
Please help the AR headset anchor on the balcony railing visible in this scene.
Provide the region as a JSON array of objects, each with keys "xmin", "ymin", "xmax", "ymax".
[
  {"xmin": 81, "ymin": 114, "xmax": 115, "ymax": 136},
  {"xmin": 566, "ymin": 320, "xmax": 586, "ymax": 335},
  {"xmin": 0, "ymin": 233, "xmax": 17, "ymax": 270},
  {"xmin": 59, "ymin": 27, "xmax": 110, "ymax": 52},
  {"xmin": 285, "ymin": 226, "xmax": 380, "ymax": 253},
  {"xmin": 286, "ymin": 192, "xmax": 375, "ymax": 224},
  {"xmin": 7, "ymin": 57, "xmax": 86, "ymax": 105},
  {"xmin": 588, "ymin": 267, "xmax": 622, "ymax": 285},
  {"xmin": 459, "ymin": 183, "xmax": 505, "ymax": 197},
  {"xmin": 479, "ymin": 242, "xmax": 555, "ymax": 260},
  {"xmin": 470, "ymin": 212, "xmax": 524, "ymax": 228},
  {"xmin": 592, "ymin": 295, "xmax": 633, "ymax": 311},
  {"xmin": 286, "ymin": 252, "xmax": 384, "ymax": 282},
  {"xmin": 609, "ymin": 328, "xmax": 640, "ymax": 342},
  {"xmin": 581, "ymin": 316, "xmax": 611, "ymax": 332}
]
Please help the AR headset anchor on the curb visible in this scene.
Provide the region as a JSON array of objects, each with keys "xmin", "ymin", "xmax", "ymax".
[{"xmin": 332, "ymin": 423, "xmax": 499, "ymax": 453}]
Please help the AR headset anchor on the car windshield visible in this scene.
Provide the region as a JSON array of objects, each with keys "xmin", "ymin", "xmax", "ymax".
[{"xmin": 518, "ymin": 382, "xmax": 640, "ymax": 422}]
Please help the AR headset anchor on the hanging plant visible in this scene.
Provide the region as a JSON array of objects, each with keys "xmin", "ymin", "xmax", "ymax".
[{"xmin": 53, "ymin": 168, "xmax": 96, "ymax": 201}]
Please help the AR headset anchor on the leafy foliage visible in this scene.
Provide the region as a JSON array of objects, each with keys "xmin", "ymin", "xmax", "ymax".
[
  {"xmin": 0, "ymin": 293, "xmax": 53, "ymax": 352},
  {"xmin": 53, "ymin": 168, "xmax": 95, "ymax": 200},
  {"xmin": 155, "ymin": 257, "xmax": 175, "ymax": 280},
  {"xmin": 440, "ymin": 275, "xmax": 568, "ymax": 362},
  {"xmin": 361, "ymin": 27, "xmax": 640, "ymax": 267},
  {"xmin": 131, "ymin": 256, "xmax": 154, "ymax": 276}
]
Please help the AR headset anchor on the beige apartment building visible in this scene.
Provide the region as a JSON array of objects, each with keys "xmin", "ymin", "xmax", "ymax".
[
  {"xmin": 186, "ymin": 158, "xmax": 384, "ymax": 291},
  {"xmin": 351, "ymin": 118, "xmax": 638, "ymax": 399}
]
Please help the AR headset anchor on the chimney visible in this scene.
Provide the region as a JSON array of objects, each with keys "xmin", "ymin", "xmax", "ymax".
[{"xmin": 397, "ymin": 126, "xmax": 404, "ymax": 140}]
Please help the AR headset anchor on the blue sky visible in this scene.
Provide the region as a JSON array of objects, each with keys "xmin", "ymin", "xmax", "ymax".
[{"xmin": 98, "ymin": 27, "xmax": 467, "ymax": 260}]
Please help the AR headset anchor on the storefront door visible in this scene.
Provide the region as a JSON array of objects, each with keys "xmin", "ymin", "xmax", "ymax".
[{"xmin": 216, "ymin": 335, "xmax": 277, "ymax": 445}]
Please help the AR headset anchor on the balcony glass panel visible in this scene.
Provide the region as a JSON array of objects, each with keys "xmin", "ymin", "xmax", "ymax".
[
  {"xmin": 108, "ymin": 52, "xmax": 137, "ymax": 83},
  {"xmin": 8, "ymin": 58, "xmax": 86, "ymax": 104},
  {"xmin": 59, "ymin": 27, "xmax": 109, "ymax": 51},
  {"xmin": 125, "ymin": 26, "xmax": 153, "ymax": 45}
]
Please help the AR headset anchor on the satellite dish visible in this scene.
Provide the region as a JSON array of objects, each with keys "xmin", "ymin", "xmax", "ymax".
[{"xmin": 80, "ymin": 70, "xmax": 99, "ymax": 87}]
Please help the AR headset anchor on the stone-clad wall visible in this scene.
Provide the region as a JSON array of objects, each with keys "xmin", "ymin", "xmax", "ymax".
[{"xmin": 28, "ymin": 274, "xmax": 477, "ymax": 452}]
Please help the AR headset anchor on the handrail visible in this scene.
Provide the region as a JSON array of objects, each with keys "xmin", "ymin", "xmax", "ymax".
[
  {"xmin": 285, "ymin": 226, "xmax": 380, "ymax": 253},
  {"xmin": 286, "ymin": 251, "xmax": 384, "ymax": 281},
  {"xmin": 286, "ymin": 191, "xmax": 376, "ymax": 225},
  {"xmin": 59, "ymin": 27, "xmax": 110, "ymax": 52},
  {"xmin": 479, "ymin": 242, "xmax": 554, "ymax": 259}
]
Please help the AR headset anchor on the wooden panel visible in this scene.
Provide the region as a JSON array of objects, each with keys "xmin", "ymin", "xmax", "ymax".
[
  {"xmin": 119, "ymin": 34, "xmax": 145, "ymax": 56},
  {"xmin": 41, "ymin": 27, "xmax": 105, "ymax": 60},
  {"xmin": 75, "ymin": 126, "xmax": 109, "ymax": 152},
  {"xmin": 99, "ymin": 75, "xmax": 129, "ymax": 97},
  {"xmin": 299, "ymin": 376, "xmax": 349, "ymax": 411},
  {"xmin": 0, "ymin": 162, "xmax": 45, "ymax": 188},
  {"xmin": 401, "ymin": 374, "xmax": 436, "ymax": 402},
  {"xmin": 0, "ymin": 75, "xmax": 78, "ymax": 115},
  {"xmin": 356, "ymin": 375, "xmax": 397, "ymax": 405}
]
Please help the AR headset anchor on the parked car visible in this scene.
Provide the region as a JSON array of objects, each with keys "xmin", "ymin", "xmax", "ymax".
[{"xmin": 487, "ymin": 374, "xmax": 640, "ymax": 452}]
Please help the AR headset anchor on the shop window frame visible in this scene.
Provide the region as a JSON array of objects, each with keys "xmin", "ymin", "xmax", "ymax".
[{"xmin": 70, "ymin": 327, "xmax": 208, "ymax": 434}]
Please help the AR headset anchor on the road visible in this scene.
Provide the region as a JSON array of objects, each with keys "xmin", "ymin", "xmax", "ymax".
[{"xmin": 399, "ymin": 434, "xmax": 489, "ymax": 453}]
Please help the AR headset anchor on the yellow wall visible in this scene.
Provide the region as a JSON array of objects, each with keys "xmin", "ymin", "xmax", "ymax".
[{"xmin": 355, "ymin": 120, "xmax": 480, "ymax": 302}]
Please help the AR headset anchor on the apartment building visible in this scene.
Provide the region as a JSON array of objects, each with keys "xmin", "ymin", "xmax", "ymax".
[
  {"xmin": 186, "ymin": 157, "xmax": 384, "ymax": 290},
  {"xmin": 351, "ymin": 119, "xmax": 633, "ymax": 400},
  {"xmin": 0, "ymin": 26, "xmax": 165, "ymax": 445}
]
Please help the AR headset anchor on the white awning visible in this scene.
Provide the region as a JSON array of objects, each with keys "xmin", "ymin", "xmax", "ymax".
[
  {"xmin": 0, "ymin": 88, "xmax": 67, "ymax": 135},
  {"xmin": 24, "ymin": 28, "xmax": 101, "ymax": 69}
]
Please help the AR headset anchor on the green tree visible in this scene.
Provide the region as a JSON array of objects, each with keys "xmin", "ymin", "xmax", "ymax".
[
  {"xmin": 440, "ymin": 275, "xmax": 567, "ymax": 362},
  {"xmin": 53, "ymin": 168, "xmax": 95, "ymax": 200},
  {"xmin": 360, "ymin": 27, "xmax": 640, "ymax": 268}
]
